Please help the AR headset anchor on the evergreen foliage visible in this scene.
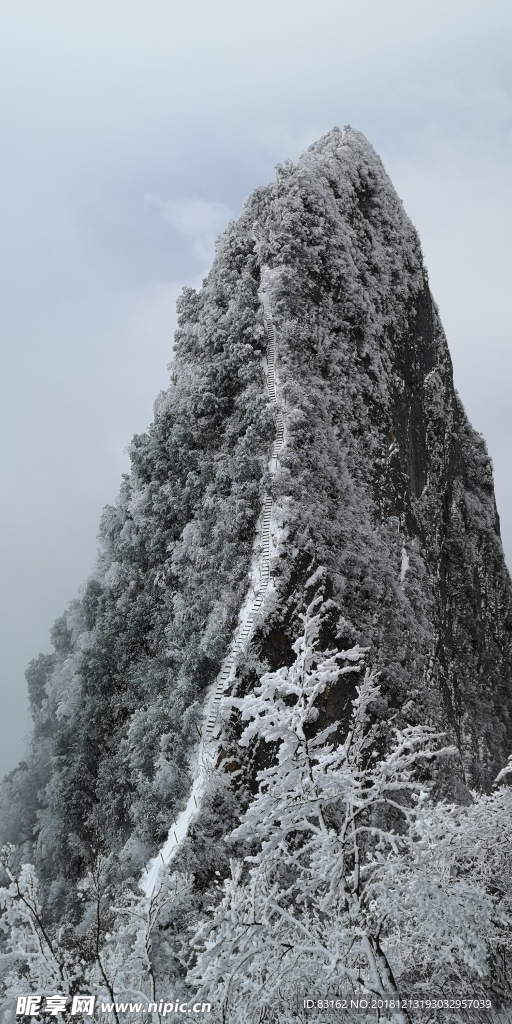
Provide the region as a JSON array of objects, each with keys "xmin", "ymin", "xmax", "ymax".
[
  {"xmin": 1, "ymin": 126, "xmax": 512, "ymax": 1016},
  {"xmin": 1, "ymin": 606, "xmax": 510, "ymax": 1021},
  {"xmin": 190, "ymin": 603, "xmax": 512, "ymax": 1022}
]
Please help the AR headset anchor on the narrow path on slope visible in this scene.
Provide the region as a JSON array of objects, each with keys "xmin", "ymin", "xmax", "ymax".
[{"xmin": 140, "ymin": 282, "xmax": 284, "ymax": 897}]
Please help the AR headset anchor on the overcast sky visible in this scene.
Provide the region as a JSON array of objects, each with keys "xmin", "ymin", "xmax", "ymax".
[{"xmin": 0, "ymin": 0, "xmax": 511, "ymax": 778}]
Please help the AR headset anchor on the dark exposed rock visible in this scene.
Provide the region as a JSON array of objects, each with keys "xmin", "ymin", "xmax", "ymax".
[{"xmin": 247, "ymin": 127, "xmax": 512, "ymax": 791}]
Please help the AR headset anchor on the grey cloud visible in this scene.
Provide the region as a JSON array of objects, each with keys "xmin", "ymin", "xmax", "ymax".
[{"xmin": 0, "ymin": 0, "xmax": 511, "ymax": 777}]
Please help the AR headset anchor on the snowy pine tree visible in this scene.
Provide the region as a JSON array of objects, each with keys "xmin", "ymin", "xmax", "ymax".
[{"xmin": 189, "ymin": 601, "xmax": 512, "ymax": 1022}]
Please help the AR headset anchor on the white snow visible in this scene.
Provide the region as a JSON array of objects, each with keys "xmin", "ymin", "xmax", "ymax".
[
  {"xmin": 400, "ymin": 544, "xmax": 409, "ymax": 585},
  {"xmin": 140, "ymin": 270, "xmax": 286, "ymax": 897}
]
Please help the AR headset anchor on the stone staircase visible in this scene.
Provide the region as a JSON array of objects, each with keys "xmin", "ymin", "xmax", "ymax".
[
  {"xmin": 140, "ymin": 284, "xmax": 284, "ymax": 897},
  {"xmin": 202, "ymin": 300, "xmax": 284, "ymax": 740}
]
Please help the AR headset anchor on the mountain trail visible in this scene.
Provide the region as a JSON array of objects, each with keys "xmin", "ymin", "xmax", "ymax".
[{"xmin": 140, "ymin": 275, "xmax": 285, "ymax": 897}]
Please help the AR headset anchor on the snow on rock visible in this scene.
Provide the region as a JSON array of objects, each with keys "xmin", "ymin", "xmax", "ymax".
[
  {"xmin": 400, "ymin": 545, "xmax": 409, "ymax": 585},
  {"xmin": 140, "ymin": 273, "xmax": 286, "ymax": 897}
]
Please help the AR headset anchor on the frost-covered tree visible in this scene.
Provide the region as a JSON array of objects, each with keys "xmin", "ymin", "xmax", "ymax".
[
  {"xmin": 2, "ymin": 604, "xmax": 512, "ymax": 1021},
  {"xmin": 0, "ymin": 846, "xmax": 192, "ymax": 1023},
  {"xmin": 189, "ymin": 601, "xmax": 512, "ymax": 1022},
  {"xmin": 0, "ymin": 845, "xmax": 75, "ymax": 1021}
]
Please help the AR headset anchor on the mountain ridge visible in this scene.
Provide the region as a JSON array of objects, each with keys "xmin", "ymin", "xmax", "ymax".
[{"xmin": 1, "ymin": 124, "xmax": 511, "ymax": 906}]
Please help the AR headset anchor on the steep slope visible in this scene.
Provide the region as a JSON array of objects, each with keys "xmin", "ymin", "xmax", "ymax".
[
  {"xmin": 2, "ymin": 127, "xmax": 512, "ymax": 918},
  {"xmin": 140, "ymin": 273, "xmax": 286, "ymax": 896},
  {"xmin": 245, "ymin": 128, "xmax": 512, "ymax": 796}
]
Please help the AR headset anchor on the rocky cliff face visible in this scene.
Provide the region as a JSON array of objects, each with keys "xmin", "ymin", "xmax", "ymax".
[
  {"xmin": 244, "ymin": 128, "xmax": 512, "ymax": 796},
  {"xmin": 2, "ymin": 128, "xmax": 511, "ymax": 900}
]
